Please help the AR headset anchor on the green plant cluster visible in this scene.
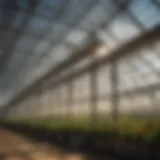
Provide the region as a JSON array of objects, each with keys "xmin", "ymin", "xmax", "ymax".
[{"xmin": 2, "ymin": 117, "xmax": 160, "ymax": 144}]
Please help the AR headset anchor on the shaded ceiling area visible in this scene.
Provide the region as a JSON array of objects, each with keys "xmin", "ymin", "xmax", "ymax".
[{"xmin": 0, "ymin": 0, "xmax": 160, "ymax": 107}]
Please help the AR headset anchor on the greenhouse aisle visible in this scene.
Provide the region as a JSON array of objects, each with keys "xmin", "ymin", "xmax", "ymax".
[{"xmin": 0, "ymin": 129, "xmax": 85, "ymax": 160}]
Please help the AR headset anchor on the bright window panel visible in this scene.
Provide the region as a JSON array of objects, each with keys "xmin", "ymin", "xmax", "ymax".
[
  {"xmin": 79, "ymin": 1, "xmax": 113, "ymax": 31},
  {"xmin": 97, "ymin": 66, "xmax": 111, "ymax": 96},
  {"xmin": 59, "ymin": 84, "xmax": 68, "ymax": 104},
  {"xmin": 47, "ymin": 23, "xmax": 68, "ymax": 41},
  {"xmin": 49, "ymin": 44, "xmax": 71, "ymax": 64},
  {"xmin": 107, "ymin": 13, "xmax": 141, "ymax": 43},
  {"xmin": 129, "ymin": 0, "xmax": 160, "ymax": 29},
  {"xmin": 72, "ymin": 102, "xmax": 90, "ymax": 118},
  {"xmin": 119, "ymin": 97, "xmax": 135, "ymax": 114},
  {"xmin": 131, "ymin": 94, "xmax": 153, "ymax": 115},
  {"xmin": 73, "ymin": 74, "xmax": 91, "ymax": 100},
  {"xmin": 34, "ymin": 40, "xmax": 51, "ymax": 55},
  {"xmin": 64, "ymin": 29, "xmax": 88, "ymax": 47},
  {"xmin": 118, "ymin": 63, "xmax": 136, "ymax": 91},
  {"xmin": 126, "ymin": 66, "xmax": 148, "ymax": 88},
  {"xmin": 97, "ymin": 101, "xmax": 112, "ymax": 116}
]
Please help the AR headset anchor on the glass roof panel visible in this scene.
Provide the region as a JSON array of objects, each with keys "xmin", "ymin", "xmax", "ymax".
[
  {"xmin": 15, "ymin": 35, "xmax": 38, "ymax": 53},
  {"xmin": 79, "ymin": 0, "xmax": 113, "ymax": 32},
  {"xmin": 26, "ymin": 16, "xmax": 52, "ymax": 36},
  {"xmin": 56, "ymin": 0, "xmax": 95, "ymax": 27},
  {"xmin": 11, "ymin": 11, "xmax": 27, "ymax": 29},
  {"xmin": 118, "ymin": 43, "xmax": 160, "ymax": 94},
  {"xmin": 64, "ymin": 29, "xmax": 88, "ymax": 47},
  {"xmin": 73, "ymin": 74, "xmax": 90, "ymax": 100},
  {"xmin": 129, "ymin": 0, "xmax": 160, "ymax": 29},
  {"xmin": 40, "ymin": 0, "xmax": 64, "ymax": 8},
  {"xmin": 97, "ymin": 66, "xmax": 111, "ymax": 96},
  {"xmin": 34, "ymin": 40, "xmax": 51, "ymax": 55},
  {"xmin": 48, "ymin": 44, "xmax": 71, "ymax": 64},
  {"xmin": 47, "ymin": 24, "xmax": 69, "ymax": 41},
  {"xmin": 107, "ymin": 13, "xmax": 141, "ymax": 43},
  {"xmin": 0, "ymin": 0, "xmax": 160, "ymax": 107}
]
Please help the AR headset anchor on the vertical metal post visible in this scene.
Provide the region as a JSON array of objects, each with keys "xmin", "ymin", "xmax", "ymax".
[
  {"xmin": 34, "ymin": 89, "xmax": 40, "ymax": 118},
  {"xmin": 58, "ymin": 87, "xmax": 62, "ymax": 119},
  {"xmin": 90, "ymin": 47, "xmax": 98, "ymax": 127},
  {"xmin": 53, "ymin": 88, "xmax": 56, "ymax": 119},
  {"xmin": 41, "ymin": 86, "xmax": 46, "ymax": 118},
  {"xmin": 90, "ymin": 67, "xmax": 98, "ymax": 126},
  {"xmin": 30, "ymin": 95, "xmax": 36, "ymax": 118},
  {"xmin": 50, "ymin": 88, "xmax": 54, "ymax": 118},
  {"xmin": 38, "ymin": 85, "xmax": 43, "ymax": 118},
  {"xmin": 26, "ymin": 97, "xmax": 30, "ymax": 118},
  {"xmin": 67, "ymin": 79, "xmax": 73, "ymax": 120},
  {"xmin": 111, "ymin": 61, "xmax": 119, "ymax": 123},
  {"xmin": 62, "ymin": 85, "xmax": 66, "ymax": 119}
]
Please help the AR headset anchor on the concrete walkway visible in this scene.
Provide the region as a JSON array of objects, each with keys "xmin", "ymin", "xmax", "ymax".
[{"xmin": 0, "ymin": 130, "xmax": 86, "ymax": 160}]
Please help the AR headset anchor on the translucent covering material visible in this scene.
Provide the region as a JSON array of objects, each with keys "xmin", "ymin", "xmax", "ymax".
[{"xmin": 0, "ymin": 0, "xmax": 159, "ymax": 108}]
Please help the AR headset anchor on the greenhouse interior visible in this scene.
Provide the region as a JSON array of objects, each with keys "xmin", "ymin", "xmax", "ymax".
[{"xmin": 0, "ymin": 0, "xmax": 160, "ymax": 160}]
